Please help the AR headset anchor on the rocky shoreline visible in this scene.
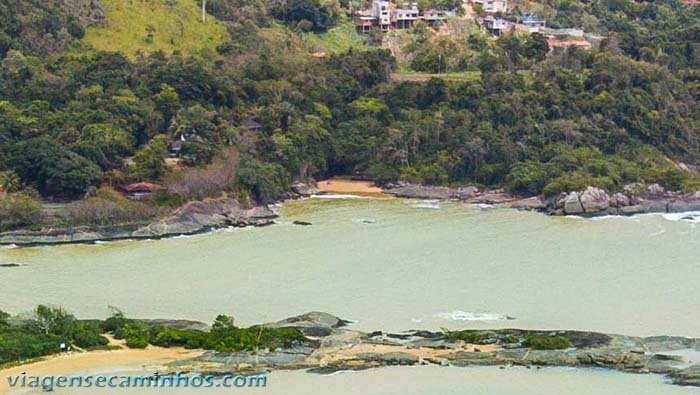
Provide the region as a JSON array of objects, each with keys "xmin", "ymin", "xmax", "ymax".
[
  {"xmin": 383, "ymin": 182, "xmax": 700, "ymax": 217},
  {"xmin": 163, "ymin": 312, "xmax": 700, "ymax": 388},
  {"xmin": 2, "ymin": 180, "xmax": 699, "ymax": 246},
  {"xmin": 0, "ymin": 182, "xmax": 321, "ymax": 247}
]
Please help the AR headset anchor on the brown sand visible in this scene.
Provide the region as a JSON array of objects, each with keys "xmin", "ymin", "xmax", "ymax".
[
  {"xmin": 0, "ymin": 344, "xmax": 203, "ymax": 393},
  {"xmin": 316, "ymin": 179, "xmax": 391, "ymax": 198}
]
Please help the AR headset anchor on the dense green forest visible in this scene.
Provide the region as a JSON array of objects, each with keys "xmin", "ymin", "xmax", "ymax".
[{"xmin": 0, "ymin": 0, "xmax": 698, "ymax": 228}]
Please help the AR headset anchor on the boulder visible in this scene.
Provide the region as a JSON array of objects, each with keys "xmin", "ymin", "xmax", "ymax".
[
  {"xmin": 291, "ymin": 181, "xmax": 320, "ymax": 197},
  {"xmin": 510, "ymin": 196, "xmax": 546, "ymax": 211},
  {"xmin": 647, "ymin": 183, "xmax": 666, "ymax": 195},
  {"xmin": 563, "ymin": 192, "xmax": 584, "ymax": 215},
  {"xmin": 610, "ymin": 193, "xmax": 630, "ymax": 208},
  {"xmin": 264, "ymin": 312, "xmax": 351, "ymax": 337},
  {"xmin": 671, "ymin": 364, "xmax": 700, "ymax": 387},
  {"xmin": 579, "ymin": 186, "xmax": 610, "ymax": 213},
  {"xmin": 455, "ymin": 186, "xmax": 479, "ymax": 200},
  {"xmin": 668, "ymin": 193, "xmax": 700, "ymax": 213}
]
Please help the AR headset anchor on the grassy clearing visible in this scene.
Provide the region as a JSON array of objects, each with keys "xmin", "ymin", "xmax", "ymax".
[
  {"xmin": 302, "ymin": 21, "xmax": 369, "ymax": 54},
  {"xmin": 81, "ymin": 0, "xmax": 228, "ymax": 58},
  {"xmin": 390, "ymin": 71, "xmax": 482, "ymax": 83}
]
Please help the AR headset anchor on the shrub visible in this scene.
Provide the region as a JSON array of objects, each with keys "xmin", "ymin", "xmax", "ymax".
[
  {"xmin": 0, "ymin": 193, "xmax": 43, "ymax": 231},
  {"xmin": 542, "ymin": 172, "xmax": 591, "ymax": 197},
  {"xmin": 444, "ymin": 330, "xmax": 491, "ymax": 344},
  {"xmin": 237, "ymin": 157, "xmax": 290, "ymax": 204},
  {"xmin": 167, "ymin": 147, "xmax": 239, "ymax": 200},
  {"xmin": 66, "ymin": 188, "xmax": 158, "ymax": 226},
  {"xmin": 523, "ymin": 335, "xmax": 571, "ymax": 350},
  {"xmin": 505, "ymin": 161, "xmax": 550, "ymax": 195},
  {"xmin": 70, "ymin": 323, "xmax": 109, "ymax": 349}
]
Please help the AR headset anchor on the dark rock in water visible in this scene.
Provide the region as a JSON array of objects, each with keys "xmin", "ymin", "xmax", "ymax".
[
  {"xmin": 357, "ymin": 351, "xmax": 420, "ymax": 365},
  {"xmin": 0, "ymin": 263, "xmax": 21, "ymax": 268},
  {"xmin": 361, "ymin": 219, "xmax": 376, "ymax": 224},
  {"xmin": 293, "ymin": 221, "xmax": 313, "ymax": 226},
  {"xmin": 263, "ymin": 312, "xmax": 350, "ymax": 337},
  {"xmin": 671, "ymin": 364, "xmax": 700, "ymax": 387}
]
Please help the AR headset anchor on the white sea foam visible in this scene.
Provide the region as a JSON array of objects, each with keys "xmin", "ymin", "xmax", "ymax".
[
  {"xmin": 435, "ymin": 310, "xmax": 514, "ymax": 321},
  {"xmin": 2, "ymin": 244, "xmax": 19, "ymax": 249},
  {"xmin": 311, "ymin": 194, "xmax": 367, "ymax": 199},
  {"xmin": 661, "ymin": 211, "xmax": 700, "ymax": 223},
  {"xmin": 471, "ymin": 203, "xmax": 495, "ymax": 209},
  {"xmin": 408, "ymin": 200, "xmax": 441, "ymax": 209}
]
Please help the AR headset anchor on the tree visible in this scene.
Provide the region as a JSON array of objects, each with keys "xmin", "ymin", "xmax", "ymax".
[
  {"xmin": 128, "ymin": 135, "xmax": 169, "ymax": 181},
  {"xmin": 153, "ymin": 84, "xmax": 180, "ymax": 127},
  {"xmin": 212, "ymin": 315, "xmax": 235, "ymax": 332},
  {"xmin": 0, "ymin": 310, "xmax": 9, "ymax": 327},
  {"xmin": 33, "ymin": 305, "xmax": 76, "ymax": 336},
  {"xmin": 0, "ymin": 170, "xmax": 21, "ymax": 192}
]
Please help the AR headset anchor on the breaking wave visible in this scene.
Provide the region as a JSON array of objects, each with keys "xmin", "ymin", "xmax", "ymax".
[{"xmin": 435, "ymin": 310, "xmax": 515, "ymax": 321}]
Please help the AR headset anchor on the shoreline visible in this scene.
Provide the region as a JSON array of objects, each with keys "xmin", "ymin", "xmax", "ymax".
[
  {"xmin": 1, "ymin": 180, "xmax": 699, "ymax": 247},
  {"xmin": 3, "ymin": 312, "xmax": 697, "ymax": 389},
  {"xmin": 0, "ymin": 344, "xmax": 203, "ymax": 393}
]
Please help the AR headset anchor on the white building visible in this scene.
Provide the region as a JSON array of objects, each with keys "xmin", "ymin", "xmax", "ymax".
[
  {"xmin": 474, "ymin": 0, "xmax": 508, "ymax": 14},
  {"xmin": 372, "ymin": 1, "xmax": 391, "ymax": 31}
]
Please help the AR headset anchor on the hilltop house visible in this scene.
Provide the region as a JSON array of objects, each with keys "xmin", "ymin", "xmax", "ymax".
[
  {"xmin": 474, "ymin": 0, "xmax": 508, "ymax": 14},
  {"xmin": 394, "ymin": 5, "xmax": 420, "ymax": 29},
  {"xmin": 518, "ymin": 15, "xmax": 546, "ymax": 33},
  {"xmin": 355, "ymin": 1, "xmax": 452, "ymax": 33},
  {"xmin": 480, "ymin": 16, "xmax": 511, "ymax": 35},
  {"xmin": 423, "ymin": 9, "xmax": 448, "ymax": 27},
  {"xmin": 372, "ymin": 0, "xmax": 392, "ymax": 31}
]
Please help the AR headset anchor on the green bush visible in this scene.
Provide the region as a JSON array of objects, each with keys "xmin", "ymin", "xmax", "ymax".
[
  {"xmin": 0, "ymin": 193, "xmax": 43, "ymax": 231},
  {"xmin": 542, "ymin": 172, "xmax": 592, "ymax": 197},
  {"xmin": 523, "ymin": 335, "xmax": 571, "ymax": 350},
  {"xmin": 505, "ymin": 161, "xmax": 550, "ymax": 195}
]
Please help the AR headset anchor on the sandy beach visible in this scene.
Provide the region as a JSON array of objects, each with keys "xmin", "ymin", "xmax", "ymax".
[
  {"xmin": 0, "ymin": 344, "xmax": 203, "ymax": 393},
  {"xmin": 316, "ymin": 179, "xmax": 390, "ymax": 198}
]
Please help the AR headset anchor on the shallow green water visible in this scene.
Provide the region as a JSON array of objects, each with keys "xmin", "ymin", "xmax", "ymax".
[
  {"xmin": 18, "ymin": 366, "xmax": 699, "ymax": 395},
  {"xmin": 2, "ymin": 197, "xmax": 700, "ymax": 393},
  {"xmin": 1, "ymin": 198, "xmax": 698, "ymax": 336}
]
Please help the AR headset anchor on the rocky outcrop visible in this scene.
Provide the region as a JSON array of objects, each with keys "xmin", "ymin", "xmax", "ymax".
[
  {"xmin": 563, "ymin": 191, "xmax": 584, "ymax": 214},
  {"xmin": 383, "ymin": 184, "xmax": 456, "ymax": 200},
  {"xmin": 579, "ymin": 187, "xmax": 610, "ymax": 213},
  {"xmin": 0, "ymin": 198, "xmax": 278, "ymax": 246},
  {"xmin": 672, "ymin": 364, "xmax": 700, "ymax": 386},
  {"xmin": 163, "ymin": 312, "xmax": 700, "ymax": 388},
  {"xmin": 262, "ymin": 311, "xmax": 352, "ymax": 337},
  {"xmin": 290, "ymin": 181, "xmax": 320, "ymax": 197},
  {"xmin": 541, "ymin": 185, "xmax": 700, "ymax": 217},
  {"xmin": 383, "ymin": 183, "xmax": 518, "ymax": 204}
]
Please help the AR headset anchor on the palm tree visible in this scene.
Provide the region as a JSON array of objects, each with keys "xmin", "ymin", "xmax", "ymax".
[{"xmin": 0, "ymin": 171, "xmax": 21, "ymax": 193}]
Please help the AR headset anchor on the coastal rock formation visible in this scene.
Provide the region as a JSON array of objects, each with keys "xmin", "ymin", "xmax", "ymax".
[
  {"xmin": 383, "ymin": 184, "xmax": 455, "ymax": 200},
  {"xmin": 0, "ymin": 198, "xmax": 278, "ymax": 246},
  {"xmin": 290, "ymin": 181, "xmax": 320, "ymax": 197},
  {"xmin": 579, "ymin": 187, "xmax": 610, "ymax": 213},
  {"xmin": 563, "ymin": 191, "xmax": 584, "ymax": 214},
  {"xmin": 165, "ymin": 312, "xmax": 700, "ymax": 388}
]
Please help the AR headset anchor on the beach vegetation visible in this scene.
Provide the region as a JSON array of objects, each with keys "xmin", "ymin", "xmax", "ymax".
[{"xmin": 523, "ymin": 335, "xmax": 572, "ymax": 350}]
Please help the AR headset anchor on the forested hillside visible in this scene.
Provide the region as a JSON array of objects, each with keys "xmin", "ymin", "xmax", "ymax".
[{"xmin": 0, "ymin": 0, "xmax": 698, "ymax": 229}]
